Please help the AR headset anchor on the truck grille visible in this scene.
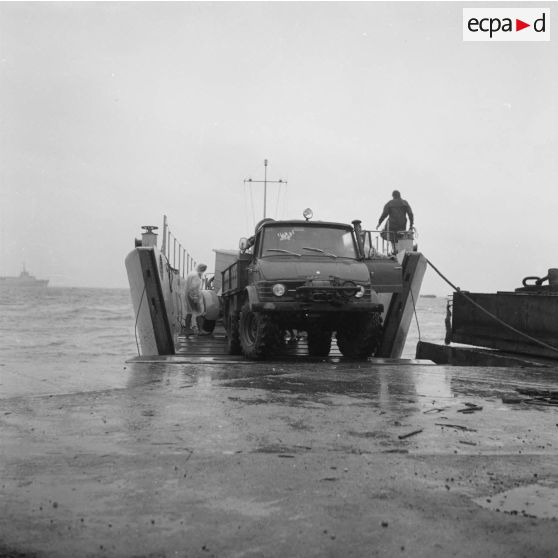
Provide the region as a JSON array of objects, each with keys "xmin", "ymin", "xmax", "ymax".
[
  {"xmin": 256, "ymin": 281, "xmax": 305, "ymax": 301},
  {"xmin": 256, "ymin": 281, "xmax": 371, "ymax": 302}
]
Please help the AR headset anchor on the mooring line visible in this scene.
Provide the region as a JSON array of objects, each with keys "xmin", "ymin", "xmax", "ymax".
[
  {"xmin": 134, "ymin": 285, "xmax": 146, "ymax": 357},
  {"xmin": 426, "ymin": 257, "xmax": 558, "ymax": 355},
  {"xmin": 409, "ymin": 285, "xmax": 422, "ymax": 342}
]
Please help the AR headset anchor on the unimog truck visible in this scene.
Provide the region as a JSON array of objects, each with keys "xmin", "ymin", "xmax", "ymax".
[{"xmin": 220, "ymin": 210, "xmax": 384, "ymax": 359}]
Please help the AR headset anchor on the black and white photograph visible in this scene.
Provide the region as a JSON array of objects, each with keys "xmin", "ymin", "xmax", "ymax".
[{"xmin": 1, "ymin": 1, "xmax": 557, "ymax": 556}]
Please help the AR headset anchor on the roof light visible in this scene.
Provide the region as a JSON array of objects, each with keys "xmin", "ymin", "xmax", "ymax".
[{"xmin": 303, "ymin": 208, "xmax": 313, "ymax": 221}]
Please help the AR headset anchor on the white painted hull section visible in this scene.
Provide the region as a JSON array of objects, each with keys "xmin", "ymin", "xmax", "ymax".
[
  {"xmin": 125, "ymin": 247, "xmax": 188, "ymax": 356},
  {"xmin": 125, "ymin": 249, "xmax": 159, "ymax": 356}
]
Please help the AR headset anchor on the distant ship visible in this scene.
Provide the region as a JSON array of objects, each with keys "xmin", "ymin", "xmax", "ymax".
[{"xmin": 0, "ymin": 265, "xmax": 49, "ymax": 287}]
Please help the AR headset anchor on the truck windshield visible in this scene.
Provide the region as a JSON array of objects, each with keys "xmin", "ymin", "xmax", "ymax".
[{"xmin": 261, "ymin": 225, "xmax": 358, "ymax": 258}]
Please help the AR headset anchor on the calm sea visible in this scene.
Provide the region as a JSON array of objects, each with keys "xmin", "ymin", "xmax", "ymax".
[{"xmin": 0, "ymin": 287, "xmax": 448, "ymax": 398}]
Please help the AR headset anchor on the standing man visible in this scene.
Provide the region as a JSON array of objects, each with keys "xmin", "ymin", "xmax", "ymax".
[
  {"xmin": 184, "ymin": 263, "xmax": 208, "ymax": 336},
  {"xmin": 376, "ymin": 190, "xmax": 414, "ymax": 251}
]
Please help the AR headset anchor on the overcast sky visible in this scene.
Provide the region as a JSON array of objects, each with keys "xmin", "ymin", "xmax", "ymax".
[{"xmin": 1, "ymin": 1, "xmax": 556, "ymax": 295}]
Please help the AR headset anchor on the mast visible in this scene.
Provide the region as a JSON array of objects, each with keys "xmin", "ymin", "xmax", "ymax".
[{"xmin": 244, "ymin": 159, "xmax": 287, "ymax": 219}]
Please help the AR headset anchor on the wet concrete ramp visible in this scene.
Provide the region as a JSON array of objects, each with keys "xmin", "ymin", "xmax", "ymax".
[{"xmin": 1, "ymin": 359, "xmax": 558, "ymax": 557}]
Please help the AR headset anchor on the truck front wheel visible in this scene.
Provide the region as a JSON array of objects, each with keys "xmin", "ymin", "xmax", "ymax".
[
  {"xmin": 336, "ymin": 312, "xmax": 383, "ymax": 359},
  {"xmin": 239, "ymin": 303, "xmax": 279, "ymax": 360}
]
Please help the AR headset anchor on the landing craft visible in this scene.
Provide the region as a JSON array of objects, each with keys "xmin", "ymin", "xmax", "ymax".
[{"xmin": 125, "ymin": 211, "xmax": 426, "ymax": 360}]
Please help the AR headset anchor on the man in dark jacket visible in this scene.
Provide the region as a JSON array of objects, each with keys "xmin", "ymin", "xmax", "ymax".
[{"xmin": 376, "ymin": 190, "xmax": 414, "ymax": 249}]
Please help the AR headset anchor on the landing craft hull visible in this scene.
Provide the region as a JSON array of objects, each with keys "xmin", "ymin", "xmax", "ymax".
[
  {"xmin": 126, "ymin": 244, "xmax": 426, "ymax": 358},
  {"xmin": 126, "ymin": 246, "xmax": 221, "ymax": 356},
  {"xmin": 127, "ymin": 215, "xmax": 425, "ymax": 358},
  {"xmin": 374, "ymin": 252, "xmax": 427, "ymax": 358},
  {"xmin": 125, "ymin": 247, "xmax": 184, "ymax": 355}
]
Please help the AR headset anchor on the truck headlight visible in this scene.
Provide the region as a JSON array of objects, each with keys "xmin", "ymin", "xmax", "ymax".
[
  {"xmin": 342, "ymin": 281, "xmax": 358, "ymax": 297},
  {"xmin": 355, "ymin": 285, "xmax": 365, "ymax": 298},
  {"xmin": 272, "ymin": 283, "xmax": 286, "ymax": 297}
]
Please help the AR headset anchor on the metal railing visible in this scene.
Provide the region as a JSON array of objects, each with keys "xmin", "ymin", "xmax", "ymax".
[
  {"xmin": 361, "ymin": 228, "xmax": 416, "ymax": 258},
  {"xmin": 160, "ymin": 215, "xmax": 199, "ymax": 278}
]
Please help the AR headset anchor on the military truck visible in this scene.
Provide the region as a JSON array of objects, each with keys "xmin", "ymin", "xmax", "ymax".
[{"xmin": 220, "ymin": 210, "xmax": 384, "ymax": 360}]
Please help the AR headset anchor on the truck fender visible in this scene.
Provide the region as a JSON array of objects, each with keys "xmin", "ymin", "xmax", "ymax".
[{"xmin": 244, "ymin": 285, "xmax": 259, "ymax": 310}]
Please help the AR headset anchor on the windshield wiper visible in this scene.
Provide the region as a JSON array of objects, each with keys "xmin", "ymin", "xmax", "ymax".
[
  {"xmin": 302, "ymin": 246, "xmax": 337, "ymax": 259},
  {"xmin": 266, "ymin": 249, "xmax": 301, "ymax": 257}
]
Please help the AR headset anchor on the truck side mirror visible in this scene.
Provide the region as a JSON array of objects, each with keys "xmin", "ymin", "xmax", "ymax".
[{"xmin": 239, "ymin": 237, "xmax": 249, "ymax": 251}]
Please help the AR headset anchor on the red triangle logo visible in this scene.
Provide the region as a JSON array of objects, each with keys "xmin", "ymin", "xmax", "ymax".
[{"xmin": 516, "ymin": 19, "xmax": 530, "ymax": 31}]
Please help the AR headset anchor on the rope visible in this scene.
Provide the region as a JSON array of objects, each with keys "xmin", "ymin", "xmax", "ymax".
[
  {"xmin": 444, "ymin": 299, "xmax": 452, "ymax": 345},
  {"xmin": 426, "ymin": 258, "xmax": 558, "ymax": 355},
  {"xmin": 134, "ymin": 284, "xmax": 146, "ymax": 356},
  {"xmin": 425, "ymin": 258, "xmax": 461, "ymax": 293},
  {"xmin": 243, "ymin": 182, "xmax": 250, "ymax": 233},
  {"xmin": 281, "ymin": 181, "xmax": 288, "ymax": 219},
  {"xmin": 176, "ymin": 287, "xmax": 186, "ymax": 328},
  {"xmin": 167, "ymin": 262, "xmax": 173, "ymax": 293},
  {"xmin": 275, "ymin": 181, "xmax": 281, "ymax": 219},
  {"xmin": 409, "ymin": 284, "xmax": 421, "ymax": 342},
  {"xmin": 248, "ymin": 182, "xmax": 256, "ymax": 228}
]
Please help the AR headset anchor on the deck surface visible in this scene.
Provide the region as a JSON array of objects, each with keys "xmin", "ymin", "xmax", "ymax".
[{"xmin": 175, "ymin": 324, "xmax": 345, "ymax": 359}]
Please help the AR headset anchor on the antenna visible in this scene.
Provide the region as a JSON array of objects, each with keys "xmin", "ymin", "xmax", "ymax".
[{"xmin": 243, "ymin": 159, "xmax": 287, "ymax": 219}]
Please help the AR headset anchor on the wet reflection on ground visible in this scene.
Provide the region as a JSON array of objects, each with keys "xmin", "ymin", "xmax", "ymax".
[
  {"xmin": 121, "ymin": 358, "xmax": 558, "ymax": 459},
  {"xmin": 475, "ymin": 484, "xmax": 558, "ymax": 519},
  {"xmin": 126, "ymin": 358, "xmax": 558, "ymax": 411}
]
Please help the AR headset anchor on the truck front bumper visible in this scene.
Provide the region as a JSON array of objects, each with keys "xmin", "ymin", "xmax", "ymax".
[{"xmin": 250, "ymin": 300, "xmax": 383, "ymax": 313}]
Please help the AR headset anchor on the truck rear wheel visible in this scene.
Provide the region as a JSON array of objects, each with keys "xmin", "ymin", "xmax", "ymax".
[
  {"xmin": 239, "ymin": 303, "xmax": 279, "ymax": 360},
  {"xmin": 336, "ymin": 313, "xmax": 382, "ymax": 359},
  {"xmin": 226, "ymin": 313, "xmax": 242, "ymax": 355},
  {"xmin": 307, "ymin": 328, "xmax": 332, "ymax": 357}
]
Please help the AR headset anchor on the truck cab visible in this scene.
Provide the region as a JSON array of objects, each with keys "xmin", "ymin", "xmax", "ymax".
[{"xmin": 221, "ymin": 214, "xmax": 384, "ymax": 359}]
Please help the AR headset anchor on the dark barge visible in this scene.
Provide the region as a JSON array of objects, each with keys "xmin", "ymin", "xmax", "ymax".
[{"xmin": 417, "ymin": 268, "xmax": 558, "ymax": 367}]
